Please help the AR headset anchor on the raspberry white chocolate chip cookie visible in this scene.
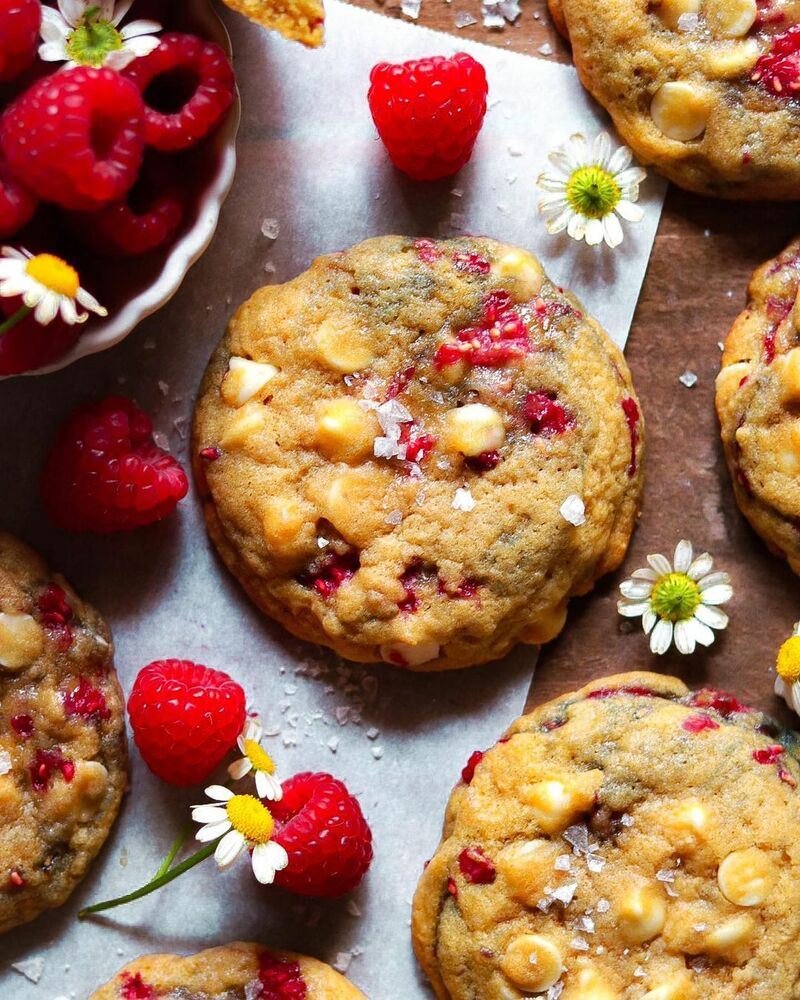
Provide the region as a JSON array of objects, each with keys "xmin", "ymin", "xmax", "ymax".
[
  {"xmin": 413, "ymin": 672, "xmax": 800, "ymax": 1000},
  {"xmin": 0, "ymin": 533, "xmax": 126, "ymax": 933},
  {"xmin": 548, "ymin": 0, "xmax": 800, "ymax": 197},
  {"xmin": 194, "ymin": 236, "xmax": 644, "ymax": 671},
  {"xmin": 89, "ymin": 942, "xmax": 368, "ymax": 999},
  {"xmin": 716, "ymin": 236, "xmax": 800, "ymax": 573}
]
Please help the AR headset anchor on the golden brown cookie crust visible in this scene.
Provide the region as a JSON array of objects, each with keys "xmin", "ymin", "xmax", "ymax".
[
  {"xmin": 550, "ymin": 0, "xmax": 800, "ymax": 199},
  {"xmin": 0, "ymin": 533, "xmax": 126, "ymax": 933},
  {"xmin": 89, "ymin": 942, "xmax": 368, "ymax": 999},
  {"xmin": 221, "ymin": 0, "xmax": 324, "ymax": 47},
  {"xmin": 193, "ymin": 236, "xmax": 644, "ymax": 671},
  {"xmin": 413, "ymin": 672, "xmax": 800, "ymax": 1000},
  {"xmin": 716, "ymin": 236, "xmax": 800, "ymax": 573}
]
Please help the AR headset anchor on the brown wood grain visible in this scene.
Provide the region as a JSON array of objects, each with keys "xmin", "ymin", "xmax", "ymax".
[{"xmin": 351, "ymin": 0, "xmax": 800, "ymax": 725}]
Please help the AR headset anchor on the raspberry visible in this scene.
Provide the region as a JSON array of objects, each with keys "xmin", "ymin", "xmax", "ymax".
[
  {"xmin": 0, "ymin": 296, "xmax": 79, "ymax": 375},
  {"xmin": 298, "ymin": 550, "xmax": 359, "ymax": 598},
  {"xmin": 63, "ymin": 678, "xmax": 110, "ymax": 721},
  {"xmin": 523, "ymin": 391, "xmax": 575, "ymax": 436},
  {"xmin": 368, "ymin": 53, "xmax": 488, "ymax": 181},
  {"xmin": 458, "ymin": 846, "xmax": 496, "ymax": 884},
  {"xmin": 0, "ymin": 156, "xmax": 37, "ymax": 239},
  {"xmin": 11, "ymin": 714, "xmax": 33, "ymax": 739},
  {"xmin": 30, "ymin": 747, "xmax": 74, "ymax": 791},
  {"xmin": 1, "ymin": 66, "xmax": 145, "ymax": 211},
  {"xmin": 435, "ymin": 291, "xmax": 531, "ymax": 369},
  {"xmin": 461, "ymin": 749, "xmax": 484, "ymax": 784},
  {"xmin": 753, "ymin": 745, "xmax": 784, "ymax": 765},
  {"xmin": 124, "ymin": 33, "xmax": 235, "ymax": 152},
  {"xmin": 259, "ymin": 952, "xmax": 308, "ymax": 1000},
  {"xmin": 0, "ymin": 0, "xmax": 41, "ymax": 82},
  {"xmin": 687, "ymin": 688, "xmax": 751, "ymax": 717},
  {"xmin": 271, "ymin": 772, "xmax": 373, "ymax": 898},
  {"xmin": 41, "ymin": 395, "xmax": 189, "ymax": 533},
  {"xmin": 621, "ymin": 396, "xmax": 640, "ymax": 477},
  {"xmin": 681, "ymin": 713, "xmax": 720, "ymax": 734},
  {"xmin": 127, "ymin": 659, "xmax": 246, "ymax": 787},
  {"xmin": 119, "ymin": 973, "xmax": 156, "ymax": 1000},
  {"xmin": 38, "ymin": 583, "xmax": 74, "ymax": 649},
  {"xmin": 752, "ymin": 25, "xmax": 800, "ymax": 96}
]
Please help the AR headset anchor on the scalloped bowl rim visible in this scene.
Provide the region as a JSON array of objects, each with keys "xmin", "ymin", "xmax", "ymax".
[{"xmin": 14, "ymin": 1, "xmax": 241, "ymax": 378}]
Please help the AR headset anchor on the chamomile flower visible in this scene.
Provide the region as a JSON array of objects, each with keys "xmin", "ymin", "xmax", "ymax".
[
  {"xmin": 0, "ymin": 247, "xmax": 106, "ymax": 326},
  {"xmin": 192, "ymin": 785, "xmax": 288, "ymax": 885},
  {"xmin": 775, "ymin": 622, "xmax": 800, "ymax": 716},
  {"xmin": 39, "ymin": 1, "xmax": 161, "ymax": 71},
  {"xmin": 537, "ymin": 132, "xmax": 646, "ymax": 249},
  {"xmin": 227, "ymin": 717, "xmax": 283, "ymax": 801},
  {"xmin": 617, "ymin": 540, "xmax": 733, "ymax": 655}
]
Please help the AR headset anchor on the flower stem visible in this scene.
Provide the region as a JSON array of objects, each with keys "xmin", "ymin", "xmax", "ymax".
[
  {"xmin": 153, "ymin": 823, "xmax": 192, "ymax": 880},
  {"xmin": 0, "ymin": 305, "xmax": 32, "ymax": 337},
  {"xmin": 79, "ymin": 840, "xmax": 218, "ymax": 919}
]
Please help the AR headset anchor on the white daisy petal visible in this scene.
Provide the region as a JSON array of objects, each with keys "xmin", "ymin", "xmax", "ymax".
[
  {"xmin": 607, "ymin": 144, "xmax": 633, "ymax": 175},
  {"xmin": 585, "ymin": 218, "xmax": 604, "ymax": 246},
  {"xmin": 565, "ymin": 132, "xmax": 590, "ymax": 170},
  {"xmin": 647, "ymin": 553, "xmax": 672, "ymax": 576},
  {"xmin": 698, "ymin": 571, "xmax": 730, "ymax": 591},
  {"xmin": 536, "ymin": 173, "xmax": 569, "ymax": 194},
  {"xmin": 214, "ymin": 830, "xmax": 246, "ymax": 870},
  {"xmin": 110, "ymin": 0, "xmax": 135, "ymax": 24},
  {"xmin": 674, "ymin": 619, "xmax": 696, "ymax": 655},
  {"xmin": 687, "ymin": 552, "xmax": 714, "ymax": 580},
  {"xmin": 75, "ymin": 286, "xmax": 107, "ymax": 316},
  {"xmin": 616, "ymin": 166, "xmax": 648, "ymax": 189},
  {"xmin": 251, "ymin": 841, "xmax": 289, "ymax": 884},
  {"xmin": 567, "ymin": 213, "xmax": 588, "ymax": 241},
  {"xmin": 602, "ymin": 213, "xmax": 623, "ymax": 249},
  {"xmin": 227, "ymin": 757, "xmax": 252, "ymax": 781},
  {"xmin": 699, "ymin": 583, "xmax": 733, "ymax": 606},
  {"xmin": 205, "ymin": 784, "xmax": 234, "ymax": 802},
  {"xmin": 592, "ymin": 131, "xmax": 612, "ymax": 169},
  {"xmin": 58, "ymin": 0, "xmax": 85, "ymax": 26},
  {"xmin": 103, "ymin": 48, "xmax": 140, "ymax": 70},
  {"xmin": 694, "ymin": 603, "xmax": 728, "ymax": 630},
  {"xmin": 548, "ymin": 149, "xmax": 575, "ymax": 176},
  {"xmin": 617, "ymin": 599, "xmax": 651, "ymax": 618},
  {"xmin": 33, "ymin": 294, "xmax": 59, "ymax": 326},
  {"xmin": 3, "ymin": 247, "xmax": 29, "ymax": 260},
  {"xmin": 191, "ymin": 804, "xmax": 227, "ymax": 825},
  {"xmin": 673, "ymin": 539, "xmax": 694, "ymax": 573},
  {"xmin": 650, "ymin": 619, "xmax": 674, "ymax": 655},
  {"xmin": 791, "ymin": 683, "xmax": 800, "ymax": 717},
  {"xmin": 615, "ymin": 200, "xmax": 644, "ymax": 223},
  {"xmin": 196, "ymin": 818, "xmax": 232, "ymax": 843},
  {"xmin": 619, "ymin": 579, "xmax": 654, "ymax": 599},
  {"xmin": 631, "ymin": 568, "xmax": 659, "ymax": 581},
  {"xmin": 689, "ymin": 617, "xmax": 715, "ymax": 647},
  {"xmin": 545, "ymin": 207, "xmax": 574, "ymax": 235},
  {"xmin": 642, "ymin": 607, "xmax": 657, "ymax": 635},
  {"xmin": 39, "ymin": 41, "xmax": 69, "ymax": 62},
  {"xmin": 0, "ymin": 276, "xmax": 29, "ymax": 298},
  {"xmin": 243, "ymin": 718, "xmax": 263, "ymax": 743},
  {"xmin": 255, "ymin": 770, "xmax": 283, "ymax": 802},
  {"xmin": 40, "ymin": 8, "xmax": 71, "ymax": 38},
  {"xmin": 121, "ymin": 34, "xmax": 161, "ymax": 58},
  {"xmin": 59, "ymin": 296, "xmax": 79, "ymax": 326},
  {"xmin": 120, "ymin": 18, "xmax": 161, "ymax": 39}
]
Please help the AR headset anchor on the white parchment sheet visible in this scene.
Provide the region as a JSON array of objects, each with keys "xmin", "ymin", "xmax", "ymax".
[{"xmin": 0, "ymin": 3, "xmax": 665, "ymax": 996}]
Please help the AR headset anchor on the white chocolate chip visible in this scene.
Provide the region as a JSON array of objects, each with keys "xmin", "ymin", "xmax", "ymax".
[
  {"xmin": 314, "ymin": 318, "xmax": 374, "ymax": 374},
  {"xmin": 705, "ymin": 913, "xmax": 756, "ymax": 956},
  {"xmin": 704, "ymin": 38, "xmax": 760, "ymax": 77},
  {"xmin": 501, "ymin": 934, "xmax": 563, "ymax": 992},
  {"xmin": 380, "ymin": 640, "xmax": 440, "ymax": 667},
  {"xmin": 524, "ymin": 772, "xmax": 603, "ymax": 835},
  {"xmin": 642, "ymin": 972, "xmax": 697, "ymax": 1000},
  {"xmin": 315, "ymin": 398, "xmax": 377, "ymax": 463},
  {"xmin": 651, "ymin": 81, "xmax": 712, "ymax": 141},
  {"xmin": 655, "ymin": 0, "xmax": 701, "ymax": 30},
  {"xmin": 615, "ymin": 883, "xmax": 667, "ymax": 943},
  {"xmin": 493, "ymin": 249, "xmax": 544, "ymax": 300},
  {"xmin": 444, "ymin": 404, "xmax": 506, "ymax": 457},
  {"xmin": 704, "ymin": 0, "xmax": 757, "ymax": 38},
  {"xmin": 0, "ymin": 613, "xmax": 43, "ymax": 670},
  {"xmin": 717, "ymin": 848, "xmax": 777, "ymax": 907},
  {"xmin": 561, "ymin": 966, "xmax": 619, "ymax": 1000},
  {"xmin": 221, "ymin": 357, "xmax": 278, "ymax": 407}
]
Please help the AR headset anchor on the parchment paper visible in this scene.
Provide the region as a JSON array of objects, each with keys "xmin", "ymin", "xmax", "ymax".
[{"xmin": 0, "ymin": 3, "xmax": 665, "ymax": 996}]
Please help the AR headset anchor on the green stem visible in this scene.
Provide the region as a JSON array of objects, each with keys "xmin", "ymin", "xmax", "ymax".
[
  {"xmin": 0, "ymin": 305, "xmax": 32, "ymax": 337},
  {"xmin": 153, "ymin": 823, "xmax": 192, "ymax": 880},
  {"xmin": 79, "ymin": 840, "xmax": 218, "ymax": 919}
]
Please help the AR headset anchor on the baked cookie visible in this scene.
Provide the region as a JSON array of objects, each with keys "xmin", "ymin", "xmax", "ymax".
[
  {"xmin": 0, "ymin": 533, "xmax": 126, "ymax": 933},
  {"xmin": 89, "ymin": 942, "xmax": 368, "ymax": 999},
  {"xmin": 549, "ymin": 0, "xmax": 800, "ymax": 198},
  {"xmin": 193, "ymin": 236, "xmax": 644, "ymax": 671},
  {"xmin": 716, "ymin": 236, "xmax": 800, "ymax": 573},
  {"xmin": 221, "ymin": 0, "xmax": 324, "ymax": 47},
  {"xmin": 413, "ymin": 671, "xmax": 800, "ymax": 1000}
]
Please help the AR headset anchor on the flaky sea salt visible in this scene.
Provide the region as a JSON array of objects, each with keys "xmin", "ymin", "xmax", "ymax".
[
  {"xmin": 317, "ymin": 536, "xmax": 330, "ymax": 548},
  {"xmin": 260, "ymin": 218, "xmax": 279, "ymax": 239},
  {"xmin": 679, "ymin": 370, "xmax": 698, "ymax": 388},
  {"xmin": 554, "ymin": 854, "xmax": 572, "ymax": 871},
  {"xmin": 401, "ymin": 0, "xmax": 421, "ymax": 18},
  {"xmin": 550, "ymin": 880, "xmax": 578, "ymax": 905},
  {"xmin": 455, "ymin": 11, "xmax": 477, "ymax": 27},
  {"xmin": 677, "ymin": 11, "xmax": 700, "ymax": 29},
  {"xmin": 586, "ymin": 854, "xmax": 606, "ymax": 873},
  {"xmin": 570, "ymin": 936, "xmax": 589, "ymax": 952},
  {"xmin": 334, "ymin": 951, "xmax": 353, "ymax": 972},
  {"xmin": 0, "ymin": 750, "xmax": 10, "ymax": 776},
  {"xmin": 371, "ymin": 746, "xmax": 384, "ymax": 760},
  {"xmin": 12, "ymin": 958, "xmax": 45, "ymax": 983},
  {"xmin": 452, "ymin": 486, "xmax": 476, "ymax": 512},
  {"xmin": 538, "ymin": 42, "xmax": 553, "ymax": 56},
  {"xmin": 559, "ymin": 494, "xmax": 586, "ymax": 526},
  {"xmin": 596, "ymin": 898, "xmax": 611, "ymax": 913},
  {"xmin": 385, "ymin": 510, "xmax": 403, "ymax": 525}
]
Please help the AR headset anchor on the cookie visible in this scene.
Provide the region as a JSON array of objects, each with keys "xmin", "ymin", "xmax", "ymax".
[
  {"xmin": 549, "ymin": 0, "xmax": 800, "ymax": 198},
  {"xmin": 0, "ymin": 533, "xmax": 126, "ymax": 933},
  {"xmin": 413, "ymin": 671, "xmax": 800, "ymax": 1000},
  {"xmin": 89, "ymin": 942, "xmax": 368, "ymax": 999},
  {"xmin": 221, "ymin": 0, "xmax": 324, "ymax": 47},
  {"xmin": 716, "ymin": 236, "xmax": 800, "ymax": 573},
  {"xmin": 193, "ymin": 236, "xmax": 644, "ymax": 672}
]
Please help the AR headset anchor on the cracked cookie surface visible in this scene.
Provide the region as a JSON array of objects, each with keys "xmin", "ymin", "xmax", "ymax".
[
  {"xmin": 413, "ymin": 671, "xmax": 800, "ymax": 999},
  {"xmin": 193, "ymin": 236, "xmax": 643, "ymax": 672}
]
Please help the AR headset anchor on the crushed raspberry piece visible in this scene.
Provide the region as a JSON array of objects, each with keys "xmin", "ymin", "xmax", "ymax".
[
  {"xmin": 0, "ymin": 0, "xmax": 41, "ymax": 82},
  {"xmin": 385, "ymin": 366, "xmax": 416, "ymax": 400},
  {"xmin": 299, "ymin": 550, "xmax": 360, "ymax": 598},
  {"xmin": 8, "ymin": 869, "xmax": 25, "ymax": 889},
  {"xmin": 435, "ymin": 291, "xmax": 530, "ymax": 369},
  {"xmin": 461, "ymin": 749, "xmax": 484, "ymax": 784},
  {"xmin": 454, "ymin": 579, "xmax": 479, "ymax": 600},
  {"xmin": 621, "ymin": 396, "xmax": 640, "ymax": 477},
  {"xmin": 752, "ymin": 25, "xmax": 800, "ymax": 96},
  {"xmin": 541, "ymin": 715, "xmax": 568, "ymax": 732},
  {"xmin": 124, "ymin": 33, "xmax": 235, "ymax": 152},
  {"xmin": 30, "ymin": 748, "xmax": 74, "ymax": 792},
  {"xmin": 682, "ymin": 713, "xmax": 720, "ymax": 733},
  {"xmin": 763, "ymin": 295, "xmax": 793, "ymax": 364},
  {"xmin": 523, "ymin": 391, "xmax": 575, "ymax": 437},
  {"xmin": 399, "ymin": 564, "xmax": 421, "ymax": 614},
  {"xmin": 466, "ymin": 450, "xmax": 501, "ymax": 472},
  {"xmin": 38, "ymin": 584, "xmax": 74, "ymax": 650},
  {"xmin": 452, "ymin": 251, "xmax": 490, "ymax": 275},
  {"xmin": 755, "ymin": 0, "xmax": 786, "ymax": 27},
  {"xmin": 259, "ymin": 952, "xmax": 308, "ymax": 1000},
  {"xmin": 459, "ymin": 846, "xmax": 496, "ymax": 884},
  {"xmin": 199, "ymin": 446, "xmax": 221, "ymax": 461},
  {"xmin": 0, "ymin": 156, "xmax": 37, "ymax": 239},
  {"xmin": 63, "ymin": 678, "xmax": 110, "ymax": 722},
  {"xmin": 533, "ymin": 297, "xmax": 582, "ymax": 321},
  {"xmin": 1, "ymin": 67, "xmax": 146, "ymax": 211},
  {"xmin": 779, "ymin": 766, "xmax": 798, "ymax": 788},
  {"xmin": 447, "ymin": 876, "xmax": 459, "ymax": 898},
  {"xmin": 398, "ymin": 422, "xmax": 436, "ymax": 463},
  {"xmin": 11, "ymin": 714, "xmax": 33, "ymax": 739},
  {"xmin": 120, "ymin": 972, "xmax": 157, "ymax": 1000},
  {"xmin": 587, "ymin": 685, "xmax": 659, "ymax": 700},
  {"xmin": 753, "ymin": 745, "xmax": 784, "ymax": 765},
  {"xmin": 413, "ymin": 238, "xmax": 443, "ymax": 264},
  {"xmin": 688, "ymin": 688, "xmax": 751, "ymax": 717}
]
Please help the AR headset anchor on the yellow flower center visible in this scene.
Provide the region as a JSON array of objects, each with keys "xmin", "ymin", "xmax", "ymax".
[
  {"xmin": 244, "ymin": 739, "xmax": 276, "ymax": 775},
  {"xmin": 566, "ymin": 165, "xmax": 621, "ymax": 220},
  {"xmin": 225, "ymin": 794, "xmax": 275, "ymax": 844},
  {"xmin": 25, "ymin": 254, "xmax": 80, "ymax": 299},
  {"xmin": 650, "ymin": 572, "xmax": 701, "ymax": 622},
  {"xmin": 777, "ymin": 635, "xmax": 800, "ymax": 682}
]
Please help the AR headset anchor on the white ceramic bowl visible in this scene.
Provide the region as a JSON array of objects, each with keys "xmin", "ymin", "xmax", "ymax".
[{"xmin": 26, "ymin": 0, "xmax": 240, "ymax": 377}]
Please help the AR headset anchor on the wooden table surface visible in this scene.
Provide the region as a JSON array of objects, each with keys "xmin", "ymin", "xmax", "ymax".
[{"xmin": 354, "ymin": 0, "xmax": 800, "ymax": 723}]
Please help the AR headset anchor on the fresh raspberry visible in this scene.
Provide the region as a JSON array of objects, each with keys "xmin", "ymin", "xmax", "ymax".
[
  {"xmin": 259, "ymin": 952, "xmax": 308, "ymax": 1000},
  {"xmin": 752, "ymin": 25, "xmax": 800, "ymax": 96},
  {"xmin": 271, "ymin": 772, "xmax": 373, "ymax": 898},
  {"xmin": 368, "ymin": 53, "xmax": 488, "ymax": 181},
  {"xmin": 523, "ymin": 391, "xmax": 575, "ymax": 436},
  {"xmin": 1, "ymin": 66, "xmax": 145, "ymax": 211},
  {"xmin": 458, "ymin": 846, "xmax": 496, "ymax": 884},
  {"xmin": 123, "ymin": 33, "xmax": 235, "ymax": 152},
  {"xmin": 0, "ymin": 156, "xmax": 37, "ymax": 238},
  {"xmin": 435, "ymin": 291, "xmax": 531, "ymax": 369},
  {"xmin": 0, "ymin": 296, "xmax": 80, "ymax": 375},
  {"xmin": 466, "ymin": 450, "xmax": 501, "ymax": 472},
  {"xmin": 41, "ymin": 395, "xmax": 189, "ymax": 533},
  {"xmin": 0, "ymin": 0, "xmax": 41, "ymax": 82},
  {"xmin": 127, "ymin": 659, "xmax": 246, "ymax": 787}
]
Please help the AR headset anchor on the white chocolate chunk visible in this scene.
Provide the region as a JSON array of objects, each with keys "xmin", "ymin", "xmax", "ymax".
[
  {"xmin": 501, "ymin": 934, "xmax": 563, "ymax": 992},
  {"xmin": 315, "ymin": 398, "xmax": 377, "ymax": 463},
  {"xmin": 718, "ymin": 848, "xmax": 777, "ymax": 906},
  {"xmin": 562, "ymin": 966, "xmax": 619, "ymax": 1000},
  {"xmin": 651, "ymin": 82, "xmax": 712, "ymax": 141},
  {"xmin": 704, "ymin": 38, "xmax": 760, "ymax": 77},
  {"xmin": 615, "ymin": 883, "xmax": 667, "ymax": 943},
  {"xmin": 380, "ymin": 640, "xmax": 440, "ymax": 667},
  {"xmin": 704, "ymin": 0, "xmax": 757, "ymax": 38},
  {"xmin": 643, "ymin": 972, "xmax": 697, "ymax": 1000},
  {"xmin": 654, "ymin": 0, "xmax": 701, "ymax": 30},
  {"xmin": 524, "ymin": 772, "xmax": 602, "ymax": 835},
  {"xmin": 444, "ymin": 404, "xmax": 506, "ymax": 457},
  {"xmin": 498, "ymin": 840, "xmax": 558, "ymax": 906},
  {"xmin": 221, "ymin": 357, "xmax": 278, "ymax": 407},
  {"xmin": 705, "ymin": 913, "xmax": 756, "ymax": 956},
  {"xmin": 779, "ymin": 349, "xmax": 800, "ymax": 404},
  {"xmin": 493, "ymin": 249, "xmax": 544, "ymax": 300},
  {"xmin": 0, "ymin": 613, "xmax": 43, "ymax": 670},
  {"xmin": 314, "ymin": 318, "xmax": 374, "ymax": 374},
  {"xmin": 661, "ymin": 798, "xmax": 710, "ymax": 849},
  {"xmin": 219, "ymin": 402, "xmax": 267, "ymax": 450}
]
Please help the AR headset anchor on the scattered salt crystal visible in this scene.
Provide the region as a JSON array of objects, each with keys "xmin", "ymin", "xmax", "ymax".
[
  {"xmin": 596, "ymin": 898, "xmax": 611, "ymax": 913},
  {"xmin": 559, "ymin": 494, "xmax": 586, "ymax": 527},
  {"xmin": 538, "ymin": 42, "xmax": 553, "ymax": 55},
  {"xmin": 263, "ymin": 261, "xmax": 276, "ymax": 275},
  {"xmin": 717, "ymin": 341, "xmax": 725, "ymax": 351},
  {"xmin": 452, "ymin": 486, "xmax": 476, "ymax": 512},
  {"xmin": 0, "ymin": 750, "xmax": 11, "ymax": 776},
  {"xmin": 550, "ymin": 880, "xmax": 578, "ymax": 905},
  {"xmin": 153, "ymin": 430, "xmax": 169, "ymax": 450},
  {"xmin": 563, "ymin": 824, "xmax": 591, "ymax": 855},
  {"xmin": 317, "ymin": 536, "xmax": 330, "ymax": 548},
  {"xmin": 620, "ymin": 813, "xmax": 634, "ymax": 827},
  {"xmin": 12, "ymin": 958, "xmax": 44, "ymax": 983},
  {"xmin": 327, "ymin": 737, "xmax": 339, "ymax": 753},
  {"xmin": 570, "ymin": 936, "xmax": 589, "ymax": 952},
  {"xmin": 693, "ymin": 923, "xmax": 707, "ymax": 932},
  {"xmin": 679, "ymin": 370, "xmax": 698, "ymax": 388},
  {"xmin": 284, "ymin": 684, "xmax": 297, "ymax": 695},
  {"xmin": 634, "ymin": 966, "xmax": 646, "ymax": 978},
  {"xmin": 334, "ymin": 951, "xmax": 353, "ymax": 973},
  {"xmin": 554, "ymin": 854, "xmax": 572, "ymax": 871},
  {"xmin": 366, "ymin": 727, "xmax": 380, "ymax": 740},
  {"xmin": 499, "ymin": 0, "xmax": 521, "ymax": 20},
  {"xmin": 677, "ymin": 11, "xmax": 699, "ymax": 29},
  {"xmin": 158, "ymin": 380, "xmax": 169, "ymax": 396},
  {"xmin": 335, "ymin": 706, "xmax": 351, "ymax": 725},
  {"xmin": 575, "ymin": 915, "xmax": 595, "ymax": 933},
  {"xmin": 374, "ymin": 437, "xmax": 406, "ymax": 460},
  {"xmin": 655, "ymin": 868, "xmax": 676, "ymax": 882},
  {"xmin": 451, "ymin": 188, "xmax": 464, "ymax": 199},
  {"xmin": 401, "ymin": 0, "xmax": 421, "ymax": 17},
  {"xmin": 546, "ymin": 984, "xmax": 564, "ymax": 1000},
  {"xmin": 481, "ymin": 6, "xmax": 506, "ymax": 28},
  {"xmin": 347, "ymin": 899, "xmax": 362, "ymax": 916},
  {"xmin": 371, "ymin": 746, "xmax": 384, "ymax": 760},
  {"xmin": 263, "ymin": 724, "xmax": 281, "ymax": 737},
  {"xmin": 507, "ymin": 143, "xmax": 524, "ymax": 156},
  {"xmin": 282, "ymin": 733, "xmax": 297, "ymax": 747},
  {"xmin": 689, "ymin": 956, "xmax": 710, "ymax": 973},
  {"xmin": 586, "ymin": 854, "xmax": 606, "ymax": 873},
  {"xmin": 455, "ymin": 11, "xmax": 478, "ymax": 27},
  {"xmin": 385, "ymin": 510, "xmax": 403, "ymax": 525},
  {"xmin": 260, "ymin": 218, "xmax": 279, "ymax": 239}
]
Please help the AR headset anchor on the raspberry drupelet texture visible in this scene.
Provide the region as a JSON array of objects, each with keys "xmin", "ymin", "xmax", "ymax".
[
  {"xmin": 0, "ymin": 0, "xmax": 41, "ymax": 82},
  {"xmin": 0, "ymin": 155, "xmax": 37, "ymax": 238},
  {"xmin": 1, "ymin": 66, "xmax": 145, "ymax": 211},
  {"xmin": 272, "ymin": 772, "xmax": 373, "ymax": 898},
  {"xmin": 41, "ymin": 395, "xmax": 189, "ymax": 533},
  {"xmin": 123, "ymin": 33, "xmax": 235, "ymax": 152},
  {"xmin": 368, "ymin": 52, "xmax": 488, "ymax": 181},
  {"xmin": 752, "ymin": 25, "xmax": 800, "ymax": 96},
  {"xmin": 259, "ymin": 952, "xmax": 308, "ymax": 1000},
  {"xmin": 127, "ymin": 659, "xmax": 246, "ymax": 786}
]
